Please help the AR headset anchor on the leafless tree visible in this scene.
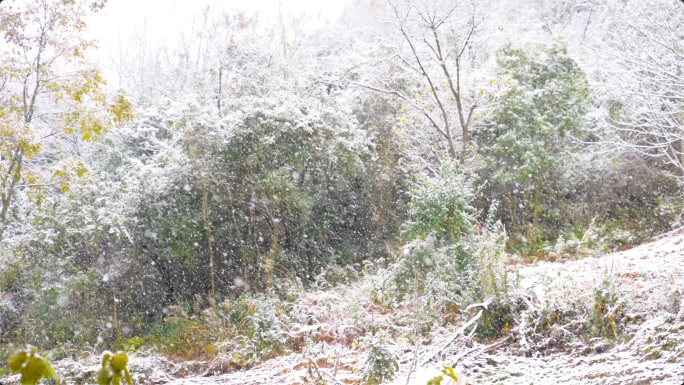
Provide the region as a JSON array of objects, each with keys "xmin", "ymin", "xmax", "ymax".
[
  {"xmin": 596, "ymin": 0, "xmax": 684, "ymax": 180},
  {"xmin": 346, "ymin": 0, "xmax": 492, "ymax": 166}
]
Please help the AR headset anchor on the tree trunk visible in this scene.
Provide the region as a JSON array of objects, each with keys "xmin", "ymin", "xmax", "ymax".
[
  {"xmin": 0, "ymin": 147, "xmax": 25, "ymax": 242},
  {"xmin": 145, "ymin": 250, "xmax": 176, "ymax": 305},
  {"xmin": 460, "ymin": 126, "xmax": 468, "ymax": 165},
  {"xmin": 679, "ymin": 138, "xmax": 684, "ymax": 175}
]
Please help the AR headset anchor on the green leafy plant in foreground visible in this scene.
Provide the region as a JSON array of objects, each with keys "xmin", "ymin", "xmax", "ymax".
[
  {"xmin": 98, "ymin": 351, "xmax": 132, "ymax": 385},
  {"xmin": 7, "ymin": 346, "xmax": 132, "ymax": 385},
  {"xmin": 8, "ymin": 345, "xmax": 61, "ymax": 385}
]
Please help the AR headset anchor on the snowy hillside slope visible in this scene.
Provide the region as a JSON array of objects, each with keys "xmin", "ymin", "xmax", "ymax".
[
  {"xmin": 8, "ymin": 228, "xmax": 681, "ymax": 385},
  {"xmin": 457, "ymin": 228, "xmax": 684, "ymax": 384}
]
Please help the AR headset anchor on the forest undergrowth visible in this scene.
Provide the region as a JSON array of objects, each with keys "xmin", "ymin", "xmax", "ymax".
[{"xmin": 5, "ymin": 225, "xmax": 684, "ymax": 385}]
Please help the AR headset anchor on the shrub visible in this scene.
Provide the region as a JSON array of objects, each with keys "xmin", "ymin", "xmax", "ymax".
[
  {"xmin": 591, "ymin": 274, "xmax": 625, "ymax": 339},
  {"xmin": 404, "ymin": 161, "xmax": 475, "ymax": 243},
  {"xmin": 359, "ymin": 332, "xmax": 399, "ymax": 385},
  {"xmin": 476, "ymin": 40, "xmax": 590, "ymax": 243},
  {"xmin": 369, "ymin": 166, "xmax": 510, "ymax": 339}
]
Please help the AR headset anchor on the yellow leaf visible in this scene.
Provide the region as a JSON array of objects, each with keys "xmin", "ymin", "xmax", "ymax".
[{"xmin": 8, "ymin": 350, "xmax": 28, "ymax": 373}]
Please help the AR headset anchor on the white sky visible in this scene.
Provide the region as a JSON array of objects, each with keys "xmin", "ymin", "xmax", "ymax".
[
  {"xmin": 87, "ymin": 0, "xmax": 350, "ymax": 74},
  {"xmin": 88, "ymin": 0, "xmax": 349, "ymax": 46}
]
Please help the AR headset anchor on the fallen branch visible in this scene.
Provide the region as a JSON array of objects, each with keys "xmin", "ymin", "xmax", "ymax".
[
  {"xmin": 465, "ymin": 322, "xmax": 478, "ymax": 340},
  {"xmin": 308, "ymin": 357, "xmax": 344, "ymax": 385},
  {"xmin": 451, "ymin": 337, "xmax": 508, "ymax": 367},
  {"xmin": 448, "ymin": 345, "xmax": 479, "ymax": 367},
  {"xmin": 465, "ymin": 299, "xmax": 493, "ymax": 311},
  {"xmin": 419, "ymin": 299, "xmax": 491, "ymax": 366}
]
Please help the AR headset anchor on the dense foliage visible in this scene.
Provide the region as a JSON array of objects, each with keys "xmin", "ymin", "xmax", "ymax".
[
  {"xmin": 476, "ymin": 41, "xmax": 590, "ymax": 240},
  {"xmin": 0, "ymin": 0, "xmax": 681, "ymax": 378}
]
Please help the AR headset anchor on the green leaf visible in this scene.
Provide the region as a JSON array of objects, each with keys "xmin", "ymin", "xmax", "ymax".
[
  {"xmin": 99, "ymin": 351, "xmax": 131, "ymax": 385},
  {"xmin": 8, "ymin": 346, "xmax": 60, "ymax": 385},
  {"xmin": 441, "ymin": 366, "xmax": 459, "ymax": 381},
  {"xmin": 8, "ymin": 350, "xmax": 28, "ymax": 373},
  {"xmin": 20, "ymin": 356, "xmax": 48, "ymax": 385},
  {"xmin": 110, "ymin": 352, "xmax": 128, "ymax": 372},
  {"xmin": 98, "ymin": 367, "xmax": 114, "ymax": 385}
]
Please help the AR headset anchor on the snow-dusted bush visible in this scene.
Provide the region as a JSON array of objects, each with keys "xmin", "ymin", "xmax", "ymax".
[
  {"xmin": 369, "ymin": 164, "xmax": 510, "ymax": 333},
  {"xmin": 404, "ymin": 161, "xmax": 476, "ymax": 243},
  {"xmin": 359, "ymin": 330, "xmax": 399, "ymax": 385},
  {"xmin": 476, "ymin": 40, "xmax": 589, "ymax": 242}
]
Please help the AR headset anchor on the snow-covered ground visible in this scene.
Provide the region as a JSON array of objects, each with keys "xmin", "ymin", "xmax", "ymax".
[
  {"xmin": 7, "ymin": 230, "xmax": 684, "ymax": 384},
  {"xmin": 460, "ymin": 228, "xmax": 684, "ymax": 384}
]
